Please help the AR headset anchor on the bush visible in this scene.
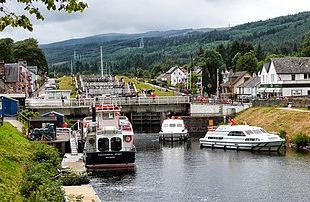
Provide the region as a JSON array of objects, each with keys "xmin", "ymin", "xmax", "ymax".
[
  {"xmin": 20, "ymin": 142, "xmax": 64, "ymax": 201},
  {"xmin": 278, "ymin": 129, "xmax": 287, "ymax": 140},
  {"xmin": 292, "ymin": 132, "xmax": 310, "ymax": 148},
  {"xmin": 61, "ymin": 172, "xmax": 90, "ymax": 186}
]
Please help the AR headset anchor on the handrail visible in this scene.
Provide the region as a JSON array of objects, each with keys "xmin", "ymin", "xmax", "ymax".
[{"xmin": 25, "ymin": 96, "xmax": 191, "ymax": 108}]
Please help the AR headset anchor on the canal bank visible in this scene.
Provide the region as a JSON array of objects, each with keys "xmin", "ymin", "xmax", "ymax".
[{"xmin": 62, "ymin": 154, "xmax": 101, "ymax": 202}]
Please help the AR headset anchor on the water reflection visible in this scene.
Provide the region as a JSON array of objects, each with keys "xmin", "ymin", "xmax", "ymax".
[{"xmin": 92, "ymin": 133, "xmax": 310, "ymax": 202}]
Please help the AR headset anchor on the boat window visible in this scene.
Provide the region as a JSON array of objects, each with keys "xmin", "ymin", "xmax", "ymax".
[
  {"xmin": 228, "ymin": 131, "xmax": 246, "ymax": 136},
  {"xmin": 245, "ymin": 130, "xmax": 254, "ymax": 135},
  {"xmin": 163, "ymin": 124, "xmax": 168, "ymax": 127},
  {"xmin": 102, "ymin": 113, "xmax": 115, "ymax": 120},
  {"xmin": 98, "ymin": 138, "xmax": 109, "ymax": 151},
  {"xmin": 253, "ymin": 129, "xmax": 262, "ymax": 134},
  {"xmin": 208, "ymin": 136, "xmax": 224, "ymax": 140},
  {"xmin": 169, "ymin": 124, "xmax": 176, "ymax": 127},
  {"xmin": 111, "ymin": 137, "xmax": 122, "ymax": 151},
  {"xmin": 177, "ymin": 123, "xmax": 183, "ymax": 127},
  {"xmin": 260, "ymin": 129, "xmax": 267, "ymax": 133}
]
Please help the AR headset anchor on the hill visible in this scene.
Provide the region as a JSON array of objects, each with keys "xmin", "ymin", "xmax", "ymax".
[
  {"xmin": 42, "ymin": 11, "xmax": 310, "ymax": 74},
  {"xmin": 235, "ymin": 107, "xmax": 310, "ymax": 141}
]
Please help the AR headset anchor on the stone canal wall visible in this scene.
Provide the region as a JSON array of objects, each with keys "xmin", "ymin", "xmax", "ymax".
[{"xmin": 182, "ymin": 116, "xmax": 223, "ymax": 134}]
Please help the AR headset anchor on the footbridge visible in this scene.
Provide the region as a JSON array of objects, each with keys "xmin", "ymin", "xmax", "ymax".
[{"xmin": 25, "ymin": 96, "xmax": 191, "ymax": 116}]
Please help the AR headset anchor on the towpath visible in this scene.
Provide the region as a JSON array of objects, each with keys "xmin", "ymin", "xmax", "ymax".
[
  {"xmin": 279, "ymin": 107, "xmax": 310, "ymax": 113},
  {"xmin": 4, "ymin": 117, "xmax": 23, "ymax": 133}
]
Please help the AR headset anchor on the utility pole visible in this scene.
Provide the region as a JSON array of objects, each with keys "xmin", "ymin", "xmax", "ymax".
[
  {"xmin": 100, "ymin": 46, "xmax": 103, "ymax": 77},
  {"xmin": 70, "ymin": 60, "xmax": 73, "ymax": 75},
  {"xmin": 216, "ymin": 68, "xmax": 219, "ymax": 98}
]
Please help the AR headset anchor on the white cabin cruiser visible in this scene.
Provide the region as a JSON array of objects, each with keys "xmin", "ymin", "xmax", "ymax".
[
  {"xmin": 82, "ymin": 105, "xmax": 135, "ymax": 171},
  {"xmin": 159, "ymin": 118, "xmax": 189, "ymax": 142},
  {"xmin": 199, "ymin": 125, "xmax": 285, "ymax": 152}
]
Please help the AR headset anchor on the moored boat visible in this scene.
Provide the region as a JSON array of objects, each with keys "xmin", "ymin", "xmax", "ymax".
[
  {"xmin": 82, "ymin": 105, "xmax": 135, "ymax": 171},
  {"xmin": 199, "ymin": 125, "xmax": 285, "ymax": 152},
  {"xmin": 159, "ymin": 117, "xmax": 189, "ymax": 142}
]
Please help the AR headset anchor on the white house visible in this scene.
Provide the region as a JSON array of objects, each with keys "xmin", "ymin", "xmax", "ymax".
[
  {"xmin": 157, "ymin": 66, "xmax": 187, "ymax": 86},
  {"xmin": 237, "ymin": 76, "xmax": 260, "ymax": 97},
  {"xmin": 259, "ymin": 57, "xmax": 310, "ymax": 97}
]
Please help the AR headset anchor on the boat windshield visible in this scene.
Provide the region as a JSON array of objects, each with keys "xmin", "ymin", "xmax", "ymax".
[
  {"xmin": 260, "ymin": 129, "xmax": 267, "ymax": 133},
  {"xmin": 253, "ymin": 129, "xmax": 262, "ymax": 134},
  {"xmin": 245, "ymin": 130, "xmax": 254, "ymax": 135},
  {"xmin": 102, "ymin": 113, "xmax": 115, "ymax": 120}
]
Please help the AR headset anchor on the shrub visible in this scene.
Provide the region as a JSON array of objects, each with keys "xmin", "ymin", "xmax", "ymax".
[
  {"xmin": 278, "ymin": 129, "xmax": 287, "ymax": 140},
  {"xmin": 61, "ymin": 172, "xmax": 90, "ymax": 186},
  {"xmin": 292, "ymin": 132, "xmax": 310, "ymax": 148}
]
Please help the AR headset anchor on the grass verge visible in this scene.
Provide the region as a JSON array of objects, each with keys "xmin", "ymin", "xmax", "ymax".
[{"xmin": 235, "ymin": 107, "xmax": 310, "ymax": 141}]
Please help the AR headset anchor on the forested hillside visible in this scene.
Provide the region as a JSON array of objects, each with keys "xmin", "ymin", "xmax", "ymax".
[{"xmin": 42, "ymin": 11, "xmax": 310, "ymax": 75}]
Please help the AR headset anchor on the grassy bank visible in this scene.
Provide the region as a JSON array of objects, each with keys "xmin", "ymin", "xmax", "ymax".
[
  {"xmin": 235, "ymin": 107, "xmax": 310, "ymax": 141},
  {"xmin": 0, "ymin": 123, "xmax": 63, "ymax": 201},
  {"xmin": 58, "ymin": 76, "xmax": 77, "ymax": 98},
  {"xmin": 116, "ymin": 76, "xmax": 174, "ymax": 96}
]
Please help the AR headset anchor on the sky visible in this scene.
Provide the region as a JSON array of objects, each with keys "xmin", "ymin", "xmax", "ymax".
[{"xmin": 1, "ymin": 0, "xmax": 310, "ymax": 44}]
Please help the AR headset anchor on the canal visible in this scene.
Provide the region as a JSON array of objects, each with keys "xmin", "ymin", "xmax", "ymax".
[{"xmin": 91, "ymin": 133, "xmax": 310, "ymax": 201}]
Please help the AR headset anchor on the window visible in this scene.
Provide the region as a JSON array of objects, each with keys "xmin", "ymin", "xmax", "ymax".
[
  {"xmin": 208, "ymin": 136, "xmax": 223, "ymax": 140},
  {"xmin": 308, "ymin": 90, "xmax": 310, "ymax": 95},
  {"xmin": 253, "ymin": 129, "xmax": 262, "ymax": 134},
  {"xmin": 291, "ymin": 74, "xmax": 295, "ymax": 81},
  {"xmin": 102, "ymin": 113, "xmax": 114, "ymax": 120},
  {"xmin": 271, "ymin": 74, "xmax": 275, "ymax": 83},
  {"xmin": 98, "ymin": 138, "xmax": 109, "ymax": 151},
  {"xmin": 228, "ymin": 131, "xmax": 245, "ymax": 136},
  {"xmin": 177, "ymin": 123, "xmax": 183, "ymax": 127},
  {"xmin": 260, "ymin": 129, "xmax": 267, "ymax": 133},
  {"xmin": 304, "ymin": 74, "xmax": 308, "ymax": 79},
  {"xmin": 163, "ymin": 124, "xmax": 168, "ymax": 127},
  {"xmin": 111, "ymin": 137, "xmax": 122, "ymax": 151},
  {"xmin": 245, "ymin": 130, "xmax": 254, "ymax": 135},
  {"xmin": 292, "ymin": 89, "xmax": 302, "ymax": 96},
  {"xmin": 169, "ymin": 124, "xmax": 176, "ymax": 127}
]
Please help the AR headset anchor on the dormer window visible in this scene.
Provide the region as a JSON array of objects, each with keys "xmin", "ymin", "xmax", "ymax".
[{"xmin": 291, "ymin": 74, "xmax": 295, "ymax": 81}]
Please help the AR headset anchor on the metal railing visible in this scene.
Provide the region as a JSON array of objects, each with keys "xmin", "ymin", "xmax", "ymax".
[{"xmin": 25, "ymin": 96, "xmax": 190, "ymax": 108}]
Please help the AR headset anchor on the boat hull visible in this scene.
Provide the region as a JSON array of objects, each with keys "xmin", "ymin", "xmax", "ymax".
[
  {"xmin": 85, "ymin": 151, "xmax": 135, "ymax": 171},
  {"xmin": 159, "ymin": 132, "xmax": 189, "ymax": 142},
  {"xmin": 199, "ymin": 139, "xmax": 284, "ymax": 152}
]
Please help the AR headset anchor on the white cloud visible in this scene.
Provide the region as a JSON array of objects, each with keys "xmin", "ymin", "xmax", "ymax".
[{"xmin": 0, "ymin": 0, "xmax": 310, "ymax": 44}]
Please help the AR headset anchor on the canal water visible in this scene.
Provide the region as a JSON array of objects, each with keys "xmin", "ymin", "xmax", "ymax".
[{"xmin": 91, "ymin": 133, "xmax": 310, "ymax": 202}]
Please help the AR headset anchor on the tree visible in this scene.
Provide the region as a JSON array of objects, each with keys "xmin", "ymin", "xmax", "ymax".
[
  {"xmin": 255, "ymin": 43, "xmax": 265, "ymax": 61},
  {"xmin": 199, "ymin": 49, "xmax": 223, "ymax": 96},
  {"xmin": 235, "ymin": 51, "xmax": 258, "ymax": 73},
  {"xmin": 0, "ymin": 0, "xmax": 88, "ymax": 31},
  {"xmin": 0, "ymin": 38, "xmax": 14, "ymax": 62},
  {"xmin": 13, "ymin": 38, "xmax": 48, "ymax": 74},
  {"xmin": 299, "ymin": 31, "xmax": 310, "ymax": 56}
]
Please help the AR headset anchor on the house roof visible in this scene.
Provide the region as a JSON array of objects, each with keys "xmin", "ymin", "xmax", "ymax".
[
  {"xmin": 263, "ymin": 62, "xmax": 271, "ymax": 73},
  {"xmin": 238, "ymin": 76, "xmax": 260, "ymax": 88},
  {"xmin": 222, "ymin": 71, "xmax": 250, "ymax": 87},
  {"xmin": 166, "ymin": 66, "xmax": 179, "ymax": 74},
  {"xmin": 156, "ymin": 73, "xmax": 167, "ymax": 80},
  {"xmin": 272, "ymin": 57, "xmax": 310, "ymax": 74}
]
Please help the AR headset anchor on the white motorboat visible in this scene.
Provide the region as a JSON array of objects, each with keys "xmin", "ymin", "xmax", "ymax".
[
  {"xmin": 159, "ymin": 118, "xmax": 189, "ymax": 142},
  {"xmin": 199, "ymin": 125, "xmax": 285, "ymax": 152}
]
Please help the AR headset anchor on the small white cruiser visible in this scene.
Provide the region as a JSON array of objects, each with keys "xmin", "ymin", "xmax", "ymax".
[
  {"xmin": 199, "ymin": 125, "xmax": 285, "ymax": 152},
  {"xmin": 159, "ymin": 117, "xmax": 189, "ymax": 142}
]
